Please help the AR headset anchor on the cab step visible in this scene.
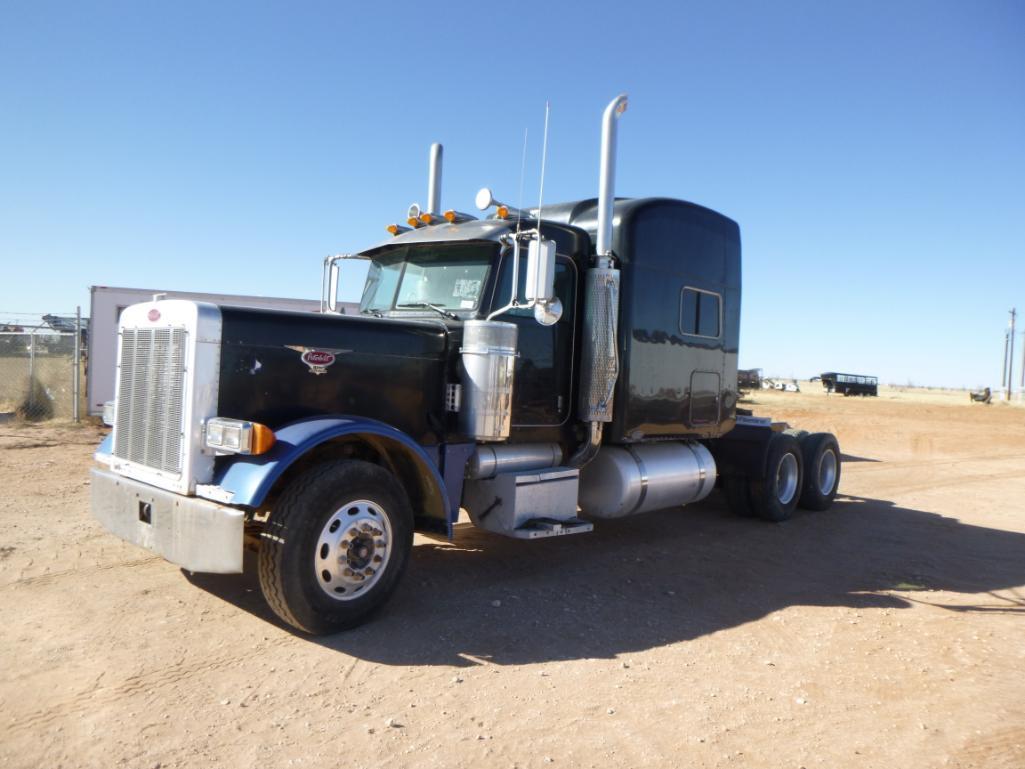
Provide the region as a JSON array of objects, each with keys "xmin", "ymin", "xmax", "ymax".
[
  {"xmin": 463, "ymin": 466, "xmax": 585, "ymax": 538},
  {"xmin": 506, "ymin": 517, "xmax": 594, "ymax": 539}
]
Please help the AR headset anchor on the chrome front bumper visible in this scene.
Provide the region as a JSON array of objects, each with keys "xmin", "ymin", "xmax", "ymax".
[{"xmin": 90, "ymin": 467, "xmax": 244, "ymax": 574}]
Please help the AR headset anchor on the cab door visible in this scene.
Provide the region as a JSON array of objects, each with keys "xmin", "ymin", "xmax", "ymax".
[{"xmin": 490, "ymin": 252, "xmax": 577, "ymax": 426}]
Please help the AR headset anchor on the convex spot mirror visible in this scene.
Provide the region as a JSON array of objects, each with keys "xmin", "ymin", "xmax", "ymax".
[{"xmin": 534, "ymin": 296, "xmax": 563, "ymax": 326}]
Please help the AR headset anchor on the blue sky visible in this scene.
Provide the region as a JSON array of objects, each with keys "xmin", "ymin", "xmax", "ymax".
[{"xmin": 2, "ymin": 1, "xmax": 1023, "ymax": 388}]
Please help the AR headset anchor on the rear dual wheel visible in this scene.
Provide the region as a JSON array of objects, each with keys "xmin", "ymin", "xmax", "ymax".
[
  {"xmin": 723, "ymin": 431, "xmax": 841, "ymax": 521},
  {"xmin": 797, "ymin": 432, "xmax": 841, "ymax": 511},
  {"xmin": 748, "ymin": 433, "xmax": 804, "ymax": 521}
]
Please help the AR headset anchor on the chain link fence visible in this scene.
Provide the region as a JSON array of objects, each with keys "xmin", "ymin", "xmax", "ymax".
[{"xmin": 0, "ymin": 312, "xmax": 87, "ymax": 423}]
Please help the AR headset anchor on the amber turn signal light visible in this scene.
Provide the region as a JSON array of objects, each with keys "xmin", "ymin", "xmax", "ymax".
[{"xmin": 249, "ymin": 423, "xmax": 276, "ymax": 455}]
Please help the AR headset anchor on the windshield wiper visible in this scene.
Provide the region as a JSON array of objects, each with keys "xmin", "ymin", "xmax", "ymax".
[
  {"xmin": 395, "ymin": 302, "xmax": 459, "ymax": 320},
  {"xmin": 360, "ymin": 308, "xmax": 384, "ymax": 318}
]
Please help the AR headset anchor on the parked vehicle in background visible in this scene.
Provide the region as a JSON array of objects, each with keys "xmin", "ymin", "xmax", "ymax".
[
  {"xmin": 760, "ymin": 377, "xmax": 800, "ymax": 393},
  {"xmin": 969, "ymin": 387, "xmax": 992, "ymax": 404},
  {"xmin": 820, "ymin": 372, "xmax": 878, "ymax": 397},
  {"xmin": 737, "ymin": 368, "xmax": 762, "ymax": 391}
]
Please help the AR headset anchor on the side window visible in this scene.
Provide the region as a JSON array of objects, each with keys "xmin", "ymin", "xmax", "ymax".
[
  {"xmin": 361, "ymin": 261, "xmax": 403, "ymax": 310},
  {"xmin": 494, "ymin": 254, "xmax": 576, "ymax": 321},
  {"xmin": 680, "ymin": 287, "xmax": 721, "ymax": 338}
]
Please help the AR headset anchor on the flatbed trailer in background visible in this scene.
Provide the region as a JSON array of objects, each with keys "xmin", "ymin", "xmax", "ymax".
[{"xmin": 821, "ymin": 372, "xmax": 878, "ymax": 396}]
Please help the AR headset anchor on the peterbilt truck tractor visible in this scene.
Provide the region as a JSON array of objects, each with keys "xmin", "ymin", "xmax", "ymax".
[{"xmin": 91, "ymin": 95, "xmax": 842, "ymax": 634}]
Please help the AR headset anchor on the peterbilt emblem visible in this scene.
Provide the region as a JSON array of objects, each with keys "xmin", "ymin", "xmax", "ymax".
[
  {"xmin": 303, "ymin": 350, "xmax": 335, "ymax": 371},
  {"xmin": 285, "ymin": 345, "xmax": 350, "ymax": 375},
  {"xmin": 147, "ymin": 308, "xmax": 161, "ymax": 322}
]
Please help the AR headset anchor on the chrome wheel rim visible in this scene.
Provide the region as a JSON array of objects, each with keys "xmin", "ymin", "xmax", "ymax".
[
  {"xmin": 314, "ymin": 499, "xmax": 392, "ymax": 601},
  {"xmin": 817, "ymin": 449, "xmax": 837, "ymax": 495},
  {"xmin": 776, "ymin": 453, "xmax": 799, "ymax": 506}
]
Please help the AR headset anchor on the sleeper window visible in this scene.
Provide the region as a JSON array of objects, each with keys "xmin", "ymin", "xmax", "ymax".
[{"xmin": 680, "ymin": 287, "xmax": 721, "ymax": 338}]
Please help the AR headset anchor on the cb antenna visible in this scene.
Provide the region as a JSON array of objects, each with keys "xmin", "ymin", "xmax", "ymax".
[
  {"xmin": 536, "ymin": 100, "xmax": 551, "ymax": 230},
  {"xmin": 516, "ymin": 127, "xmax": 528, "ymax": 235}
]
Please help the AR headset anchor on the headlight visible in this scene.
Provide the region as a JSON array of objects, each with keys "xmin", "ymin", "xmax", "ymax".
[{"xmin": 204, "ymin": 418, "xmax": 276, "ymax": 455}]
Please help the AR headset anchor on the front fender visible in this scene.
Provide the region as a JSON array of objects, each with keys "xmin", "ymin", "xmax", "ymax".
[
  {"xmin": 94, "ymin": 433, "xmax": 113, "ymax": 463},
  {"xmin": 212, "ymin": 416, "xmax": 450, "ymax": 515}
]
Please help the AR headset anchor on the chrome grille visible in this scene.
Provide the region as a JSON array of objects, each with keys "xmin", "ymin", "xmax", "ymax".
[{"xmin": 113, "ymin": 327, "xmax": 188, "ymax": 474}]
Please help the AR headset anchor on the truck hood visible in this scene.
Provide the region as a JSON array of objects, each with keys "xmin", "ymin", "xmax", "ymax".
[{"xmin": 216, "ymin": 307, "xmax": 450, "ymax": 438}]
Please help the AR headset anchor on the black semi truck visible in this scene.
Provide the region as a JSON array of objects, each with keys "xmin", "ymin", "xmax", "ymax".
[{"xmin": 91, "ymin": 95, "xmax": 842, "ymax": 634}]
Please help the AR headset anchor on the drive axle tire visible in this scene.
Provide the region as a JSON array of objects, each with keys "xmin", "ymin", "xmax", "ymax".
[
  {"xmin": 258, "ymin": 460, "xmax": 414, "ymax": 634},
  {"xmin": 749, "ymin": 432, "xmax": 803, "ymax": 522},
  {"xmin": 723, "ymin": 475, "xmax": 754, "ymax": 517},
  {"xmin": 797, "ymin": 432, "xmax": 841, "ymax": 511}
]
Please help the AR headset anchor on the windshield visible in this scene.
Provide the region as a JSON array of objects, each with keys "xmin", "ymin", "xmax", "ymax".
[{"xmin": 359, "ymin": 242, "xmax": 497, "ymax": 314}]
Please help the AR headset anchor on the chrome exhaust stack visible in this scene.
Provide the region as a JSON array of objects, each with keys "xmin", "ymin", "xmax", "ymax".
[
  {"xmin": 571, "ymin": 95, "xmax": 628, "ymax": 465},
  {"xmin": 427, "ymin": 142, "xmax": 443, "ymax": 215},
  {"xmin": 596, "ymin": 94, "xmax": 628, "ymax": 260}
]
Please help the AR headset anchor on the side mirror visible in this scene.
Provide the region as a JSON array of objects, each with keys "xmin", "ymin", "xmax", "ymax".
[
  {"xmin": 327, "ymin": 260, "xmax": 341, "ymax": 313},
  {"xmin": 322, "ymin": 253, "xmax": 365, "ymax": 314},
  {"xmin": 525, "ymin": 238, "xmax": 556, "ymax": 303}
]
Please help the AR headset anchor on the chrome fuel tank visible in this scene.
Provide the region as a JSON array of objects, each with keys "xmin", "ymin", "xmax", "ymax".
[{"xmin": 578, "ymin": 441, "xmax": 716, "ymax": 519}]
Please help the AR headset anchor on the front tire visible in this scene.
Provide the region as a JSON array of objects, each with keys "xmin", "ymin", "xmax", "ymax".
[{"xmin": 258, "ymin": 460, "xmax": 414, "ymax": 634}]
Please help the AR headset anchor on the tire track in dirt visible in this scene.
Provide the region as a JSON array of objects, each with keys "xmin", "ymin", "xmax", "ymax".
[
  {"xmin": 841, "ymin": 454, "xmax": 1025, "ymax": 499},
  {"xmin": 4, "ymin": 635, "xmax": 298, "ymax": 735},
  {"xmin": 950, "ymin": 725, "xmax": 1025, "ymax": 769},
  {"xmin": 849, "ymin": 467, "xmax": 1025, "ymax": 499},
  {"xmin": 4, "ymin": 555, "xmax": 163, "ymax": 588}
]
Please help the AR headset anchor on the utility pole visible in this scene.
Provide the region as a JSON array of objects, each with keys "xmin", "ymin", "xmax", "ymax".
[
  {"xmin": 1002, "ymin": 330, "xmax": 1009, "ymax": 387},
  {"xmin": 73, "ymin": 306, "xmax": 81, "ymax": 423},
  {"xmin": 28, "ymin": 328, "xmax": 37, "ymax": 414},
  {"xmin": 1008, "ymin": 308, "xmax": 1017, "ymax": 401}
]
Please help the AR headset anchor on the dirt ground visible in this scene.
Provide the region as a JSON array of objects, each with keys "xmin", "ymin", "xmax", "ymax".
[{"xmin": 2, "ymin": 387, "xmax": 1024, "ymax": 769}]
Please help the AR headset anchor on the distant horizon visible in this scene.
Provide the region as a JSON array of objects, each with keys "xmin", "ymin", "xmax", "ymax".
[{"xmin": 3, "ymin": 286, "xmax": 1025, "ymax": 390}]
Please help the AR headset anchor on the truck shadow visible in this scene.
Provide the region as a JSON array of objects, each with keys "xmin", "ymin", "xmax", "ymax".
[
  {"xmin": 186, "ymin": 493, "xmax": 1025, "ymax": 665},
  {"xmin": 839, "ymin": 453, "xmax": 880, "ymax": 463}
]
